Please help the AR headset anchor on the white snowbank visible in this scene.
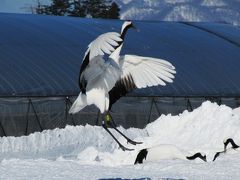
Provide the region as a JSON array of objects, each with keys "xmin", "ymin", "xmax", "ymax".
[
  {"xmin": 146, "ymin": 101, "xmax": 240, "ymax": 152},
  {"xmin": 0, "ymin": 101, "xmax": 239, "ymax": 166},
  {"xmin": 1, "ymin": 101, "xmax": 240, "ymax": 179}
]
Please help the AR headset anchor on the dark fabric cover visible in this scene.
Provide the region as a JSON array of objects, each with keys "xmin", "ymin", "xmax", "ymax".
[{"xmin": 0, "ymin": 13, "xmax": 240, "ymax": 97}]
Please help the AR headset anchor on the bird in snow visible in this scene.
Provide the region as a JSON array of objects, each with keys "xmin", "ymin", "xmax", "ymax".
[
  {"xmin": 134, "ymin": 144, "xmax": 207, "ymax": 164},
  {"xmin": 69, "ymin": 21, "xmax": 176, "ymax": 151},
  {"xmin": 213, "ymin": 138, "xmax": 239, "ymax": 161}
]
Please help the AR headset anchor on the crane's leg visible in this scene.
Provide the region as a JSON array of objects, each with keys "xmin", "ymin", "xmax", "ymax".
[
  {"xmin": 102, "ymin": 121, "xmax": 134, "ymax": 151},
  {"xmin": 104, "ymin": 112, "xmax": 142, "ymax": 145}
]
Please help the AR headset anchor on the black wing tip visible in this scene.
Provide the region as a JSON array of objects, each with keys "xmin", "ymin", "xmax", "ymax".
[
  {"xmin": 109, "ymin": 74, "xmax": 136, "ymax": 110},
  {"xmin": 134, "ymin": 149, "xmax": 148, "ymax": 165}
]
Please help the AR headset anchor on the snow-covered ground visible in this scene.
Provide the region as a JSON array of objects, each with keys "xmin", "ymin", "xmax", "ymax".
[{"xmin": 0, "ymin": 101, "xmax": 240, "ymax": 179}]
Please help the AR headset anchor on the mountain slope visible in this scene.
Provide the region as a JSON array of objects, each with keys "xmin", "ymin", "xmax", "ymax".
[
  {"xmin": 0, "ymin": 0, "xmax": 239, "ymax": 25},
  {"xmin": 115, "ymin": 0, "xmax": 240, "ymax": 26}
]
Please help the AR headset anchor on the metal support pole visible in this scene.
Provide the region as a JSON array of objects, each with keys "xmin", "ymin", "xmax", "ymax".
[
  {"xmin": 0, "ymin": 121, "xmax": 6, "ymax": 137},
  {"xmin": 187, "ymin": 98, "xmax": 193, "ymax": 111},
  {"xmin": 95, "ymin": 110, "xmax": 100, "ymax": 125},
  {"xmin": 153, "ymin": 99, "xmax": 161, "ymax": 116},
  {"xmin": 29, "ymin": 99, "xmax": 43, "ymax": 131},
  {"xmin": 25, "ymin": 99, "xmax": 31, "ymax": 135},
  {"xmin": 236, "ymin": 97, "xmax": 240, "ymax": 107},
  {"xmin": 65, "ymin": 97, "xmax": 68, "ymax": 122},
  {"xmin": 217, "ymin": 98, "xmax": 222, "ymax": 105},
  {"xmin": 147, "ymin": 98, "xmax": 154, "ymax": 124},
  {"xmin": 65, "ymin": 97, "xmax": 76, "ymax": 126}
]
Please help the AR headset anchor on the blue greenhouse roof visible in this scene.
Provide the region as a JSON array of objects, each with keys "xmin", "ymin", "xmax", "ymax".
[{"xmin": 0, "ymin": 13, "xmax": 240, "ymax": 97}]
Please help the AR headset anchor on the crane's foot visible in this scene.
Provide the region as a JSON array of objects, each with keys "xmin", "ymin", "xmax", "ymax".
[
  {"xmin": 127, "ymin": 138, "xmax": 143, "ymax": 146},
  {"xmin": 104, "ymin": 112, "xmax": 143, "ymax": 145},
  {"xmin": 102, "ymin": 123, "xmax": 134, "ymax": 151},
  {"xmin": 102, "ymin": 112, "xmax": 143, "ymax": 151},
  {"xmin": 119, "ymin": 144, "xmax": 134, "ymax": 151}
]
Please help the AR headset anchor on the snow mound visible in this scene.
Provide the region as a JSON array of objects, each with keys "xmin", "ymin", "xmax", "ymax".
[
  {"xmin": 0, "ymin": 101, "xmax": 239, "ymax": 166},
  {"xmin": 146, "ymin": 101, "xmax": 240, "ymax": 151}
]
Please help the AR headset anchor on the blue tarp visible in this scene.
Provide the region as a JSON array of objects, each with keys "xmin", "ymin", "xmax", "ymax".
[{"xmin": 0, "ymin": 13, "xmax": 240, "ymax": 97}]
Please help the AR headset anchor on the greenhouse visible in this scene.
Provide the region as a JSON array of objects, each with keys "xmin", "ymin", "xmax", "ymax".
[{"xmin": 0, "ymin": 13, "xmax": 240, "ymax": 137}]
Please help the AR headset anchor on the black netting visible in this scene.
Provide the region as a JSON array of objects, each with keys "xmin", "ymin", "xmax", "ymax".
[{"xmin": 0, "ymin": 96, "xmax": 239, "ymax": 137}]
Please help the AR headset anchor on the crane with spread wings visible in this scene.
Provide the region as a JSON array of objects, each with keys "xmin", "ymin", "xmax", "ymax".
[{"xmin": 69, "ymin": 21, "xmax": 176, "ymax": 151}]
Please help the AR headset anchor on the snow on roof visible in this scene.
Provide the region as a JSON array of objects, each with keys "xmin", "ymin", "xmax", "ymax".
[{"xmin": 0, "ymin": 13, "xmax": 240, "ymax": 97}]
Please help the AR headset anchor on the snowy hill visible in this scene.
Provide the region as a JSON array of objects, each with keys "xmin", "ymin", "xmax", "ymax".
[
  {"xmin": 0, "ymin": 101, "xmax": 240, "ymax": 179},
  {"xmin": 115, "ymin": 0, "xmax": 240, "ymax": 26},
  {"xmin": 0, "ymin": 0, "xmax": 239, "ymax": 26}
]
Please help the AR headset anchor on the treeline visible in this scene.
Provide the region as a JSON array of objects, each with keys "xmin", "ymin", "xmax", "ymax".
[{"xmin": 36, "ymin": 0, "xmax": 120, "ymax": 19}]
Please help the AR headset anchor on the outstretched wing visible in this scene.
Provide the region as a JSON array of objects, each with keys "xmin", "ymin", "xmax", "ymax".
[
  {"xmin": 109, "ymin": 55, "xmax": 176, "ymax": 109},
  {"xmin": 87, "ymin": 32, "xmax": 122, "ymax": 61},
  {"xmin": 121, "ymin": 55, "xmax": 176, "ymax": 88},
  {"xmin": 79, "ymin": 32, "xmax": 122, "ymax": 92}
]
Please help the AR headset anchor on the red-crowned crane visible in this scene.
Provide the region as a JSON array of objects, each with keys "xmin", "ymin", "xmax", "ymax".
[
  {"xmin": 134, "ymin": 145, "xmax": 207, "ymax": 164},
  {"xmin": 69, "ymin": 21, "xmax": 176, "ymax": 151}
]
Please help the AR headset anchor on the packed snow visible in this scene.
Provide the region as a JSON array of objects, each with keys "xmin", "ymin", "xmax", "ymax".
[{"xmin": 0, "ymin": 101, "xmax": 240, "ymax": 179}]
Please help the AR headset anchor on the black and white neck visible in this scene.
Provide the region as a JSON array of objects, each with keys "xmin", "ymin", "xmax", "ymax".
[
  {"xmin": 224, "ymin": 138, "xmax": 239, "ymax": 151},
  {"xmin": 110, "ymin": 21, "xmax": 135, "ymax": 62},
  {"xmin": 120, "ymin": 21, "xmax": 134, "ymax": 40},
  {"xmin": 186, "ymin": 152, "xmax": 207, "ymax": 162}
]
